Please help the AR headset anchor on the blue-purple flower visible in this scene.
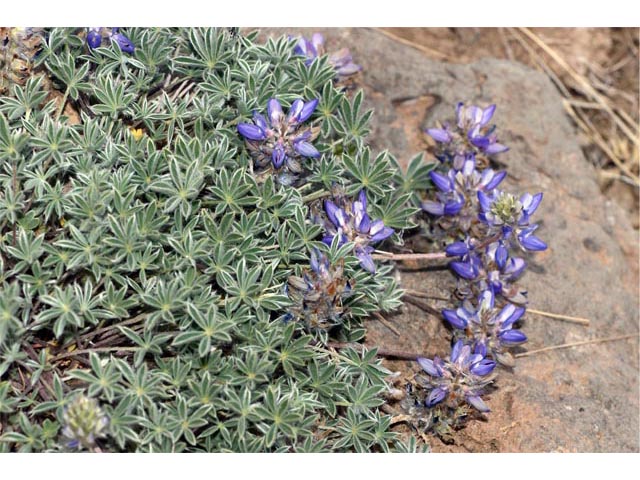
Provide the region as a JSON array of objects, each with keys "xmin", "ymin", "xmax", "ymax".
[
  {"xmin": 416, "ymin": 339, "xmax": 496, "ymax": 412},
  {"xmin": 446, "ymin": 236, "xmax": 528, "ymax": 303},
  {"xmin": 441, "ymin": 290, "xmax": 527, "ymax": 367},
  {"xmin": 421, "ymin": 154, "xmax": 506, "ymax": 234},
  {"xmin": 426, "ymin": 102, "xmax": 508, "ymax": 168},
  {"xmin": 85, "ymin": 27, "xmax": 135, "ymax": 54},
  {"xmin": 322, "ymin": 190, "xmax": 394, "ymax": 273},
  {"xmin": 286, "ymin": 249, "xmax": 352, "ymax": 331},
  {"xmin": 238, "ymin": 98, "xmax": 320, "ymax": 185},
  {"xmin": 294, "ymin": 33, "xmax": 362, "ymax": 80},
  {"xmin": 478, "ymin": 190, "xmax": 547, "ymax": 252},
  {"xmin": 110, "ymin": 28, "xmax": 135, "ymax": 54}
]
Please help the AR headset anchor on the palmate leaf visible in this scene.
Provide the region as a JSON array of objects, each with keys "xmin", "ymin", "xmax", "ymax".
[
  {"xmin": 334, "ymin": 90, "xmax": 372, "ymax": 146},
  {"xmin": 173, "ymin": 28, "xmax": 234, "ymax": 75},
  {"xmin": 342, "ymin": 149, "xmax": 395, "ymax": 197},
  {"xmin": 45, "ymin": 51, "xmax": 92, "ymax": 100},
  {"xmin": 172, "ymin": 304, "xmax": 233, "ymax": 358}
]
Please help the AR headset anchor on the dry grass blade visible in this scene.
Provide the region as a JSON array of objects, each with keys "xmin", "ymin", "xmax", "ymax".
[
  {"xmin": 516, "ymin": 333, "xmax": 638, "ymax": 358},
  {"xmin": 517, "ymin": 27, "xmax": 640, "ymax": 151},
  {"xmin": 562, "ymin": 98, "xmax": 639, "ymax": 184},
  {"xmin": 371, "ymin": 251, "xmax": 448, "ymax": 261},
  {"xmin": 527, "ymin": 308, "xmax": 590, "ymax": 326},
  {"xmin": 371, "ymin": 28, "xmax": 448, "ymax": 60},
  {"xmin": 507, "ymin": 27, "xmax": 639, "ymax": 185},
  {"xmin": 372, "ymin": 311, "xmax": 401, "ymax": 337}
]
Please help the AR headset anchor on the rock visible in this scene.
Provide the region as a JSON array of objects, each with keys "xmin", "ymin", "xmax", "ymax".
[{"xmin": 260, "ymin": 28, "xmax": 639, "ymax": 452}]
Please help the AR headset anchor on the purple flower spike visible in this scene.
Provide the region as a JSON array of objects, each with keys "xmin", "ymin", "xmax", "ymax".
[
  {"xmin": 429, "ymin": 101, "xmax": 509, "ymax": 163},
  {"xmin": 287, "ymin": 249, "xmax": 352, "ymax": 331},
  {"xmin": 294, "ymin": 34, "xmax": 361, "ymax": 80},
  {"xmin": 416, "ymin": 339, "xmax": 495, "ymax": 414},
  {"xmin": 239, "ymin": 97, "xmax": 321, "ymax": 184},
  {"xmin": 320, "ymin": 189, "xmax": 394, "ymax": 274},
  {"xmin": 237, "ymin": 123, "xmax": 266, "ymax": 141}
]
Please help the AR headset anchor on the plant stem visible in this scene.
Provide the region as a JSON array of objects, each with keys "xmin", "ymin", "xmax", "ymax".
[
  {"xmin": 527, "ymin": 308, "xmax": 590, "ymax": 326},
  {"xmin": 326, "ymin": 341, "xmax": 421, "ymax": 361},
  {"xmin": 56, "ymin": 88, "xmax": 70, "ymax": 121},
  {"xmin": 515, "ymin": 333, "xmax": 638, "ymax": 358},
  {"xmin": 302, "ymin": 190, "xmax": 330, "ymax": 204},
  {"xmin": 372, "ymin": 251, "xmax": 447, "ymax": 261},
  {"xmin": 52, "ymin": 346, "xmax": 140, "ymax": 362}
]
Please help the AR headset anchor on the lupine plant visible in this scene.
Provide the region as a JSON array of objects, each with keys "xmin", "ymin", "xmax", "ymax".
[
  {"xmin": 0, "ymin": 27, "xmax": 422, "ymax": 453},
  {"xmin": 400, "ymin": 102, "xmax": 547, "ymax": 439},
  {"xmin": 0, "ymin": 28, "xmax": 546, "ymax": 452}
]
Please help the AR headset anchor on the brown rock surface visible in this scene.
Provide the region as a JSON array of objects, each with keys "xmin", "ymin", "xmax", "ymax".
[{"xmin": 262, "ymin": 28, "xmax": 640, "ymax": 452}]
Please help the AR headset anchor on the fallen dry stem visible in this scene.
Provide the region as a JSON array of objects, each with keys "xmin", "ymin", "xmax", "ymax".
[
  {"xmin": 527, "ymin": 308, "xmax": 591, "ymax": 326},
  {"xmin": 517, "ymin": 27, "xmax": 640, "ymax": 150},
  {"xmin": 372, "ymin": 311, "xmax": 401, "ymax": 336},
  {"xmin": 372, "ymin": 251, "xmax": 447, "ymax": 261},
  {"xmin": 508, "ymin": 27, "xmax": 640, "ymax": 185},
  {"xmin": 372, "ymin": 28, "xmax": 448, "ymax": 60},
  {"xmin": 515, "ymin": 333, "xmax": 638, "ymax": 358}
]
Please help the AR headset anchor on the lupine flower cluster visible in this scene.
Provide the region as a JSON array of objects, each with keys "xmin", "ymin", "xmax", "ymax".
[
  {"xmin": 322, "ymin": 189, "xmax": 394, "ymax": 273},
  {"xmin": 85, "ymin": 27, "xmax": 135, "ymax": 53},
  {"xmin": 61, "ymin": 395, "xmax": 109, "ymax": 451},
  {"xmin": 400, "ymin": 340, "xmax": 496, "ymax": 440},
  {"xmin": 294, "ymin": 33, "xmax": 362, "ymax": 81},
  {"xmin": 237, "ymin": 98, "xmax": 320, "ymax": 185},
  {"xmin": 427, "ymin": 102, "xmax": 508, "ymax": 169},
  {"xmin": 283, "ymin": 188, "xmax": 395, "ymax": 332},
  {"xmin": 407, "ymin": 102, "xmax": 547, "ymax": 433},
  {"xmin": 416, "ymin": 340, "xmax": 496, "ymax": 412},
  {"xmin": 442, "ymin": 290, "xmax": 527, "ymax": 367},
  {"xmin": 286, "ymin": 250, "xmax": 353, "ymax": 331},
  {"xmin": 421, "ymin": 153, "xmax": 507, "ymax": 237}
]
